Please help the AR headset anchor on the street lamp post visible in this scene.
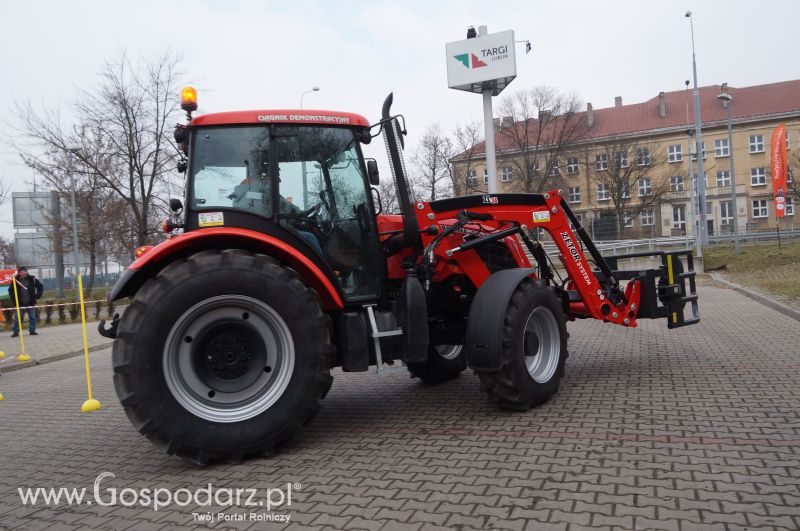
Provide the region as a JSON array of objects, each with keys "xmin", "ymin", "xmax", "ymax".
[
  {"xmin": 67, "ymin": 152, "xmax": 81, "ymax": 291},
  {"xmin": 299, "ymin": 87, "xmax": 320, "ymax": 207},
  {"xmin": 717, "ymin": 89, "xmax": 740, "ymax": 255},
  {"xmin": 300, "ymin": 86, "xmax": 320, "ymax": 110},
  {"xmin": 686, "ymin": 11, "xmax": 708, "ymax": 247}
]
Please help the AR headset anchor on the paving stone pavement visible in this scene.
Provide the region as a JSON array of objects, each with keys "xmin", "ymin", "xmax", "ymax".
[
  {"xmin": 0, "ymin": 284, "xmax": 798, "ymax": 530},
  {"xmin": 0, "ymin": 319, "xmax": 114, "ymax": 371}
]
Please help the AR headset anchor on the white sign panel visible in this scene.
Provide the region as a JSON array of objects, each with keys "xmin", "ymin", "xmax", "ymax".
[{"xmin": 446, "ymin": 30, "xmax": 517, "ymax": 95}]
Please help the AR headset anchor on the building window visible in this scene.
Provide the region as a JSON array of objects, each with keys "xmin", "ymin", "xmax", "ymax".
[
  {"xmin": 621, "ymin": 182, "xmax": 631, "ymax": 199},
  {"xmin": 548, "ymin": 159, "xmax": 560, "ymax": 177},
  {"xmin": 501, "ymin": 166, "xmax": 513, "ymax": 182},
  {"xmin": 752, "ymin": 199, "xmax": 768, "ymax": 218},
  {"xmin": 623, "ymin": 212, "xmax": 633, "ymax": 227},
  {"xmin": 786, "ymin": 131, "xmax": 790, "ymax": 150},
  {"xmin": 749, "ymin": 134, "xmax": 764, "ymax": 153},
  {"xmin": 670, "ymin": 175, "xmax": 684, "ymax": 192},
  {"xmin": 636, "ymin": 148, "xmax": 651, "ymax": 166},
  {"xmin": 750, "ymin": 167, "xmax": 766, "ymax": 186},
  {"xmin": 467, "ymin": 169, "xmax": 478, "ymax": 186},
  {"xmin": 787, "ymin": 197, "xmax": 794, "ymax": 216},
  {"xmin": 566, "ymin": 157, "xmax": 579, "ymax": 175},
  {"xmin": 615, "ymin": 151, "xmax": 629, "ymax": 168},
  {"xmin": 716, "ymin": 170, "xmax": 731, "ymax": 187},
  {"xmin": 788, "ymin": 168, "xmax": 794, "ymax": 184},
  {"xmin": 483, "ymin": 168, "xmax": 489, "ymax": 184},
  {"xmin": 595, "ymin": 154, "xmax": 608, "ymax": 171},
  {"xmin": 641, "ymin": 209, "xmax": 655, "ymax": 226},
  {"xmin": 673, "ymin": 205, "xmax": 686, "ymax": 230},
  {"xmin": 691, "ymin": 141, "xmax": 706, "ymax": 161},
  {"xmin": 638, "ymin": 178, "xmax": 652, "ymax": 196},
  {"xmin": 597, "ymin": 183, "xmax": 610, "ymax": 201},
  {"xmin": 720, "ymin": 201, "xmax": 733, "ymax": 225},
  {"xmin": 714, "ymin": 138, "xmax": 730, "ymax": 157},
  {"xmin": 568, "ymin": 186, "xmax": 581, "ymax": 203},
  {"xmin": 668, "ymin": 144, "xmax": 683, "ymax": 162}
]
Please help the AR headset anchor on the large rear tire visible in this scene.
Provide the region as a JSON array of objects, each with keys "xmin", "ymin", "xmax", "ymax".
[
  {"xmin": 407, "ymin": 344, "xmax": 466, "ymax": 384},
  {"xmin": 112, "ymin": 249, "xmax": 333, "ymax": 464},
  {"xmin": 478, "ymin": 281, "xmax": 568, "ymax": 410}
]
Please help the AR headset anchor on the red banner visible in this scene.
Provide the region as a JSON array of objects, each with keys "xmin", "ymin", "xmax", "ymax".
[
  {"xmin": 0, "ymin": 269, "xmax": 16, "ymax": 285},
  {"xmin": 771, "ymin": 124, "xmax": 788, "ymax": 218}
]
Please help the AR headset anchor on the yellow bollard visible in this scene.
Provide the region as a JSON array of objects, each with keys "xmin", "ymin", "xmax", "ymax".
[
  {"xmin": 0, "ymin": 350, "xmax": 5, "ymax": 359},
  {"xmin": 11, "ymin": 277, "xmax": 30, "ymax": 363},
  {"xmin": 0, "ymin": 393, "xmax": 4, "ymax": 401},
  {"xmin": 77, "ymin": 276, "xmax": 101, "ymax": 412}
]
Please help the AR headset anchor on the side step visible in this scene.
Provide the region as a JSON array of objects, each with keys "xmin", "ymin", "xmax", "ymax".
[{"xmin": 364, "ymin": 305, "xmax": 406, "ymax": 374}]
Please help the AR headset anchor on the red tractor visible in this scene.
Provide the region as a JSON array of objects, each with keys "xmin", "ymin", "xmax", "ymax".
[{"xmin": 102, "ymin": 89, "xmax": 699, "ymax": 464}]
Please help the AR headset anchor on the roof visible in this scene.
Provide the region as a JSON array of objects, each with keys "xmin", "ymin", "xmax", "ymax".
[
  {"xmin": 191, "ymin": 110, "xmax": 370, "ymax": 127},
  {"xmin": 469, "ymin": 79, "xmax": 800, "ymax": 157},
  {"xmin": 585, "ymin": 79, "xmax": 800, "ymax": 138}
]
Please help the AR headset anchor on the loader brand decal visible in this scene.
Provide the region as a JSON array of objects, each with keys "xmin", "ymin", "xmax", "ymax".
[
  {"xmin": 481, "ymin": 195, "xmax": 499, "ymax": 204},
  {"xmin": 198, "ymin": 211, "xmax": 224, "ymax": 227},
  {"xmin": 532, "ymin": 211, "xmax": 550, "ymax": 224},
  {"xmin": 256, "ymin": 114, "xmax": 351, "ymax": 124},
  {"xmin": 560, "ymin": 231, "xmax": 593, "ymax": 287}
]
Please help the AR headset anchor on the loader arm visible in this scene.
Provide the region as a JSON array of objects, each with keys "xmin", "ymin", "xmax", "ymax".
[{"xmin": 413, "ymin": 190, "xmax": 698, "ymax": 329}]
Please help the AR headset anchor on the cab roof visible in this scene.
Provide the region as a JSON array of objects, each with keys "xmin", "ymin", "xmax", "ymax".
[{"xmin": 191, "ymin": 110, "xmax": 370, "ymax": 127}]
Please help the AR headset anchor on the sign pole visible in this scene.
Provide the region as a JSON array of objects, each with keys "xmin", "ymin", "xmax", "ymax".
[{"xmin": 478, "ymin": 26, "xmax": 498, "ymax": 194}]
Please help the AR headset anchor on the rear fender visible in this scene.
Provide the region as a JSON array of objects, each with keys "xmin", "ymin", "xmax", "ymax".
[
  {"xmin": 465, "ymin": 268, "xmax": 537, "ymax": 371},
  {"xmin": 110, "ymin": 228, "xmax": 344, "ymax": 310}
]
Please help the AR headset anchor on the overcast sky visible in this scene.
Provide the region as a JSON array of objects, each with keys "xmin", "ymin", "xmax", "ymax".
[{"xmin": 2, "ymin": 0, "xmax": 799, "ymax": 239}]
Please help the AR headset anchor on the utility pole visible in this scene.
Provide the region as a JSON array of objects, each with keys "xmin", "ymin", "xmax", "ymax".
[{"xmin": 686, "ymin": 11, "xmax": 708, "ymax": 246}]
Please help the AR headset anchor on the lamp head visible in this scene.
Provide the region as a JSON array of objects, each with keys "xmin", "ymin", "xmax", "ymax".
[{"xmin": 685, "ymin": 10, "xmax": 692, "ymax": 17}]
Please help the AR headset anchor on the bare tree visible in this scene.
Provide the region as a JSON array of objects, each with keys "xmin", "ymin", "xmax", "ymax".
[
  {"xmin": 449, "ymin": 121, "xmax": 484, "ymax": 196},
  {"xmin": 409, "ymin": 123, "xmax": 454, "ymax": 201},
  {"xmin": 497, "ymin": 86, "xmax": 587, "ymax": 193},
  {"xmin": 376, "ymin": 179, "xmax": 400, "ymax": 214},
  {"xmin": 588, "ymin": 140, "xmax": 670, "ymax": 238},
  {"xmin": 12, "ymin": 50, "xmax": 184, "ymax": 261},
  {"xmin": 0, "ymin": 236, "xmax": 15, "ymax": 268}
]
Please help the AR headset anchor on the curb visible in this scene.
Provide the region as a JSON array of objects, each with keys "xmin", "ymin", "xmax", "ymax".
[
  {"xmin": 709, "ymin": 272, "xmax": 800, "ymax": 323},
  {"xmin": 0, "ymin": 342, "xmax": 114, "ymax": 373}
]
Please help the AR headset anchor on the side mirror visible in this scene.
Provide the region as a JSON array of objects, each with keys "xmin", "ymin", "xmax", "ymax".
[
  {"xmin": 169, "ymin": 198, "xmax": 183, "ymax": 212},
  {"xmin": 366, "ymin": 159, "xmax": 380, "ymax": 186}
]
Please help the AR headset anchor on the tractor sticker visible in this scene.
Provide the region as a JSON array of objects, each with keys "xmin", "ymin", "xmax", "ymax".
[
  {"xmin": 533, "ymin": 211, "xmax": 550, "ymax": 224},
  {"xmin": 481, "ymin": 195, "xmax": 499, "ymax": 205},
  {"xmin": 560, "ymin": 231, "xmax": 593, "ymax": 287},
  {"xmin": 198, "ymin": 211, "xmax": 224, "ymax": 227}
]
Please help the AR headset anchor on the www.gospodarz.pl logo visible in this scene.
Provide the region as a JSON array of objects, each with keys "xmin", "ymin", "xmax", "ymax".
[{"xmin": 17, "ymin": 471, "xmax": 297, "ymax": 523}]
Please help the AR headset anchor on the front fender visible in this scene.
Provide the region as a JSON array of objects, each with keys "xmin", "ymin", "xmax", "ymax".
[
  {"xmin": 110, "ymin": 228, "xmax": 344, "ymax": 310},
  {"xmin": 465, "ymin": 268, "xmax": 537, "ymax": 371}
]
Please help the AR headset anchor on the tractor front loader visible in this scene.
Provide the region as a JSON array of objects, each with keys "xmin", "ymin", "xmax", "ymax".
[{"xmin": 101, "ymin": 90, "xmax": 699, "ymax": 464}]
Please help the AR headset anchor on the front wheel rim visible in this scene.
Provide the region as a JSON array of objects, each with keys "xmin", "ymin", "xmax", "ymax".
[
  {"xmin": 522, "ymin": 306, "xmax": 560, "ymax": 383},
  {"xmin": 163, "ymin": 295, "xmax": 295, "ymax": 423}
]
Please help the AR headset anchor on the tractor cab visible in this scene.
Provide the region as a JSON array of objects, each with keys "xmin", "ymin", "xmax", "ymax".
[{"xmin": 175, "ymin": 99, "xmax": 384, "ymax": 303}]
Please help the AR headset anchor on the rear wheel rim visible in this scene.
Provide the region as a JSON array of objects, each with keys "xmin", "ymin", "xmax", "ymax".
[
  {"xmin": 522, "ymin": 306, "xmax": 560, "ymax": 383},
  {"xmin": 434, "ymin": 344, "xmax": 462, "ymax": 361},
  {"xmin": 163, "ymin": 295, "xmax": 295, "ymax": 423}
]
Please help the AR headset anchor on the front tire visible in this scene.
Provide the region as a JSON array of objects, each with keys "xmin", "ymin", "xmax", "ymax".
[
  {"xmin": 478, "ymin": 281, "xmax": 568, "ymax": 410},
  {"xmin": 112, "ymin": 250, "xmax": 333, "ymax": 464}
]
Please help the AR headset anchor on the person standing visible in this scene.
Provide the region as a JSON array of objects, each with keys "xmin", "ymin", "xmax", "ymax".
[{"xmin": 9, "ymin": 266, "xmax": 44, "ymax": 337}]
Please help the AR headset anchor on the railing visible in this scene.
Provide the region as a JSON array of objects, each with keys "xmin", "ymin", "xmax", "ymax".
[{"xmin": 537, "ymin": 228, "xmax": 800, "ymax": 258}]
